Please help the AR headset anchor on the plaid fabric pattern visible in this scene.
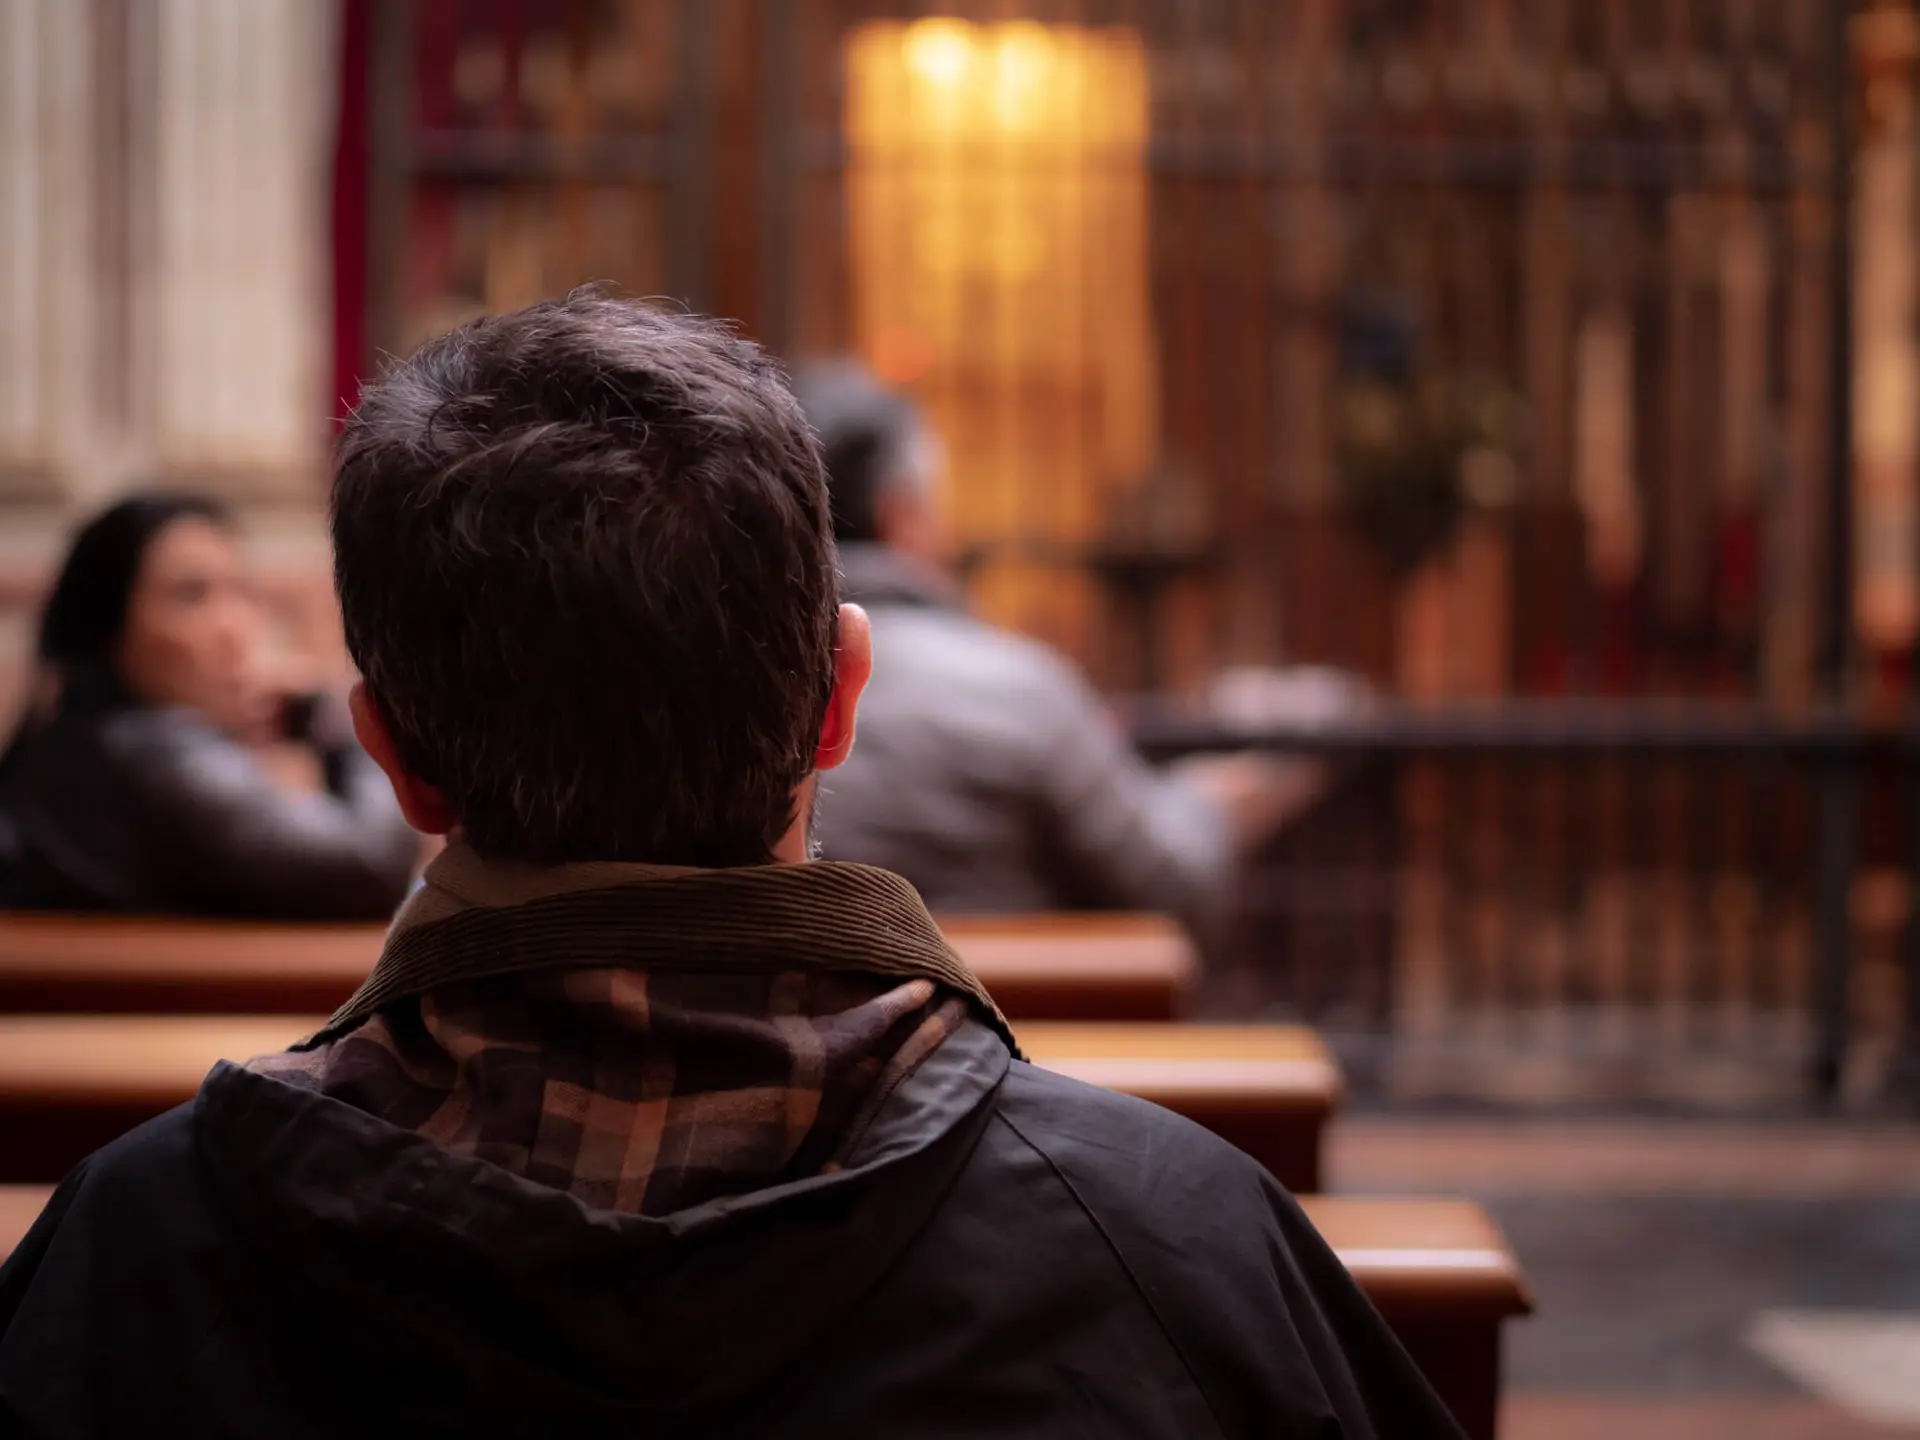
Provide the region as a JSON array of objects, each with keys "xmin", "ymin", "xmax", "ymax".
[
  {"xmin": 248, "ymin": 845, "xmax": 1010, "ymax": 1215},
  {"xmin": 255, "ymin": 966, "xmax": 969, "ymax": 1215}
]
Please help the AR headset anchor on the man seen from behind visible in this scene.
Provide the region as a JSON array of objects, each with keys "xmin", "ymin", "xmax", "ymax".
[{"xmin": 0, "ymin": 294, "xmax": 1461, "ymax": 1438}]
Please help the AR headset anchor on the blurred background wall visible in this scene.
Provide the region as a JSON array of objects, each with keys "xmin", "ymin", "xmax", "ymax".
[
  {"xmin": 333, "ymin": 0, "xmax": 1873, "ymax": 709},
  {"xmin": 2, "ymin": 0, "xmax": 1906, "ymax": 718}
]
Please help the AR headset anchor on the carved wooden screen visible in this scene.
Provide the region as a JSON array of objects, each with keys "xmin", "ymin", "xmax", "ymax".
[
  {"xmin": 777, "ymin": 0, "xmax": 1852, "ymax": 697},
  {"xmin": 365, "ymin": 0, "xmax": 1858, "ymax": 701},
  {"xmin": 363, "ymin": 0, "xmax": 701, "ymax": 363}
]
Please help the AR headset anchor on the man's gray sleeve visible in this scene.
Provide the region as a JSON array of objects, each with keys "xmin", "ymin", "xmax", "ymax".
[{"xmin": 1026, "ymin": 653, "xmax": 1233, "ymax": 929}]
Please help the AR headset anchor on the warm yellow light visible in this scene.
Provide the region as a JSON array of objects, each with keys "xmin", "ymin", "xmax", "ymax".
[
  {"xmin": 845, "ymin": 18, "xmax": 1156, "ymax": 653},
  {"xmin": 904, "ymin": 19, "xmax": 975, "ymax": 89},
  {"xmin": 992, "ymin": 21, "xmax": 1056, "ymax": 126}
]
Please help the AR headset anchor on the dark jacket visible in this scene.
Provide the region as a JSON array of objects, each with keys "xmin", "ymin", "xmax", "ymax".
[
  {"xmin": 0, "ymin": 682, "xmax": 416, "ymax": 920},
  {"xmin": 0, "ymin": 859, "xmax": 1462, "ymax": 1436},
  {"xmin": 820, "ymin": 545, "xmax": 1231, "ymax": 928},
  {"xmin": 0, "ymin": 1028, "xmax": 1462, "ymax": 1438}
]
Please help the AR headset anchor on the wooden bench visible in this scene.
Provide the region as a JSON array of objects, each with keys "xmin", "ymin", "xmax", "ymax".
[
  {"xmin": 0, "ymin": 1016, "xmax": 1336, "ymax": 1191},
  {"xmin": 0, "ymin": 1184, "xmax": 1523, "ymax": 1437},
  {"xmin": 938, "ymin": 913, "xmax": 1195, "ymax": 1020},
  {"xmin": 0, "ymin": 1014, "xmax": 316, "ymax": 1184},
  {"xmin": 1299, "ymin": 1196, "xmax": 1531, "ymax": 1440},
  {"xmin": 0, "ymin": 911, "xmax": 1194, "ymax": 1022},
  {"xmin": 0, "ymin": 1184, "xmax": 49, "ymax": 1262},
  {"xmin": 1022, "ymin": 1022, "xmax": 1339, "ymax": 1191}
]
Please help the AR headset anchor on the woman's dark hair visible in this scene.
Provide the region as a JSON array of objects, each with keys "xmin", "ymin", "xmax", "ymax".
[
  {"xmin": 36, "ymin": 492, "xmax": 232, "ymax": 667},
  {"xmin": 0, "ymin": 492, "xmax": 232, "ymax": 793}
]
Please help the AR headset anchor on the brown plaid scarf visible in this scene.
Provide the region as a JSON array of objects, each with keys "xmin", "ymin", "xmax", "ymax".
[{"xmin": 252, "ymin": 845, "xmax": 1015, "ymax": 1217}]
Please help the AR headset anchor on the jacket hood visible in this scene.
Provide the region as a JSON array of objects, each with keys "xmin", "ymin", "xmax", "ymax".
[{"xmin": 191, "ymin": 1018, "xmax": 1010, "ymax": 1429}]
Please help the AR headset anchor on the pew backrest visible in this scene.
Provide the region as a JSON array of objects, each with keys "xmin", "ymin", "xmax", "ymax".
[
  {"xmin": 0, "ymin": 911, "xmax": 1195, "ymax": 1021},
  {"xmin": 938, "ymin": 914, "xmax": 1195, "ymax": 1019},
  {"xmin": 1021, "ymin": 1021, "xmax": 1340, "ymax": 1190},
  {"xmin": 0, "ymin": 1015, "xmax": 1335, "ymax": 1191},
  {"xmin": 0, "ymin": 1184, "xmax": 52, "ymax": 1261},
  {"xmin": 1299, "ymin": 1195, "xmax": 1531, "ymax": 1440},
  {"xmin": 1297, "ymin": 1195, "xmax": 1531, "ymax": 1321}
]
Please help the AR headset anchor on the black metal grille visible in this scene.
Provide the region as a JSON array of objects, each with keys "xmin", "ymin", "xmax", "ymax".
[
  {"xmin": 1132, "ymin": 702, "xmax": 1918, "ymax": 1106},
  {"xmin": 367, "ymin": 1, "xmax": 1856, "ymax": 700},
  {"xmin": 357, "ymin": 3, "xmax": 1906, "ymax": 1105}
]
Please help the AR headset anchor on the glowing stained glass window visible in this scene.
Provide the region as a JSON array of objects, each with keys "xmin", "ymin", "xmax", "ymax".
[{"xmin": 844, "ymin": 19, "xmax": 1154, "ymax": 649}]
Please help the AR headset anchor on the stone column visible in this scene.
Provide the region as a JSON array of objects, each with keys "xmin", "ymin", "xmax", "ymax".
[
  {"xmin": 0, "ymin": 0, "xmax": 343, "ymax": 719},
  {"xmin": 0, "ymin": 0, "xmax": 95, "ymax": 511},
  {"xmin": 144, "ymin": 0, "xmax": 338, "ymax": 508}
]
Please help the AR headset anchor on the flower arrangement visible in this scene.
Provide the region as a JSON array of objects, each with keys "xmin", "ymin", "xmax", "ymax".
[{"xmin": 1336, "ymin": 367, "xmax": 1525, "ymax": 575}]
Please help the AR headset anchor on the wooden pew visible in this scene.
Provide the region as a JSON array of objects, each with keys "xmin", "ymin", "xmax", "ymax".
[
  {"xmin": 0, "ymin": 1184, "xmax": 1524, "ymax": 1437},
  {"xmin": 938, "ymin": 913, "xmax": 1195, "ymax": 1020},
  {"xmin": 0, "ymin": 1184, "xmax": 49, "ymax": 1261},
  {"xmin": 0, "ymin": 917, "xmax": 381, "ymax": 1015},
  {"xmin": 0, "ymin": 1014, "xmax": 313, "ymax": 1184},
  {"xmin": 1022, "ymin": 1022, "xmax": 1340, "ymax": 1191},
  {"xmin": 1299, "ymin": 1196, "xmax": 1531, "ymax": 1440},
  {"xmin": 0, "ymin": 1015, "xmax": 1336, "ymax": 1191},
  {"xmin": 0, "ymin": 911, "xmax": 1194, "ymax": 1022}
]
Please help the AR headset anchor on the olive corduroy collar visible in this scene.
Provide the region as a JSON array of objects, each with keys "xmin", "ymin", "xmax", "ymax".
[{"xmin": 309, "ymin": 850, "xmax": 1021, "ymax": 1057}]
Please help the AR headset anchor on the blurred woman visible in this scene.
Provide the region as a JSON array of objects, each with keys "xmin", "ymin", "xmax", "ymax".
[{"xmin": 0, "ymin": 493, "xmax": 418, "ymax": 918}]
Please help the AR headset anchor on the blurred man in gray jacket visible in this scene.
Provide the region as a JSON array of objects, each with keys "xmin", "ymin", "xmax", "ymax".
[{"xmin": 800, "ymin": 363, "xmax": 1323, "ymax": 935}]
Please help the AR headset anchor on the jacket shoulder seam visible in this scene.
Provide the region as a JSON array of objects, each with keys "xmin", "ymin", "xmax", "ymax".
[{"xmin": 990, "ymin": 1104, "xmax": 1231, "ymax": 1440}]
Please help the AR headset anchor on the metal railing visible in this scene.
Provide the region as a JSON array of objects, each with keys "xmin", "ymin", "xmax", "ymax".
[{"xmin": 1131, "ymin": 700, "xmax": 1920, "ymax": 1108}]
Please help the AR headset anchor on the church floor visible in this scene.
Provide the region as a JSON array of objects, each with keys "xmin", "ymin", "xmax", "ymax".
[{"xmin": 1329, "ymin": 1119, "xmax": 1920, "ymax": 1438}]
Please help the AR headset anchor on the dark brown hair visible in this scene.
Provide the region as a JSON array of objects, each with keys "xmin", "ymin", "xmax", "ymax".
[{"xmin": 331, "ymin": 292, "xmax": 837, "ymax": 866}]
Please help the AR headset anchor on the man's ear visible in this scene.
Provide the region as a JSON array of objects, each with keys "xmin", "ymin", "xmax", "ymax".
[
  {"xmin": 813, "ymin": 603, "xmax": 872, "ymax": 773},
  {"xmin": 349, "ymin": 682, "xmax": 457, "ymax": 834}
]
